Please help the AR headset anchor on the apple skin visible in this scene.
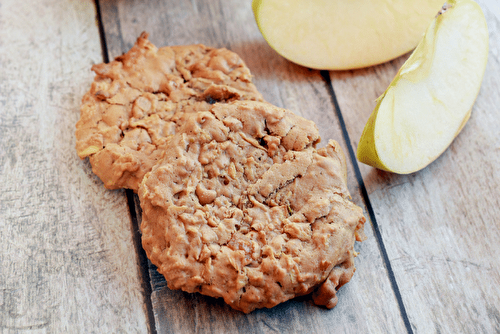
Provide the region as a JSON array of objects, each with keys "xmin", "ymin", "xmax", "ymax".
[
  {"xmin": 357, "ymin": 0, "xmax": 489, "ymax": 174},
  {"xmin": 357, "ymin": 108, "xmax": 385, "ymax": 171},
  {"xmin": 252, "ymin": 0, "xmax": 445, "ymax": 70}
]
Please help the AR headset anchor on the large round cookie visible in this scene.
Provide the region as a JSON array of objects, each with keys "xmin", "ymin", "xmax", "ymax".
[
  {"xmin": 139, "ymin": 100, "xmax": 366, "ymax": 313},
  {"xmin": 75, "ymin": 32, "xmax": 263, "ymax": 191}
]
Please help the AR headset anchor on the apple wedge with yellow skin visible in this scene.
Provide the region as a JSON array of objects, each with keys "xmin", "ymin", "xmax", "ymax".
[
  {"xmin": 252, "ymin": 0, "xmax": 444, "ymax": 70},
  {"xmin": 356, "ymin": 0, "xmax": 489, "ymax": 174}
]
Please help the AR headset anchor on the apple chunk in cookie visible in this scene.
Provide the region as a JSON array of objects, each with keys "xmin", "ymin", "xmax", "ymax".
[
  {"xmin": 139, "ymin": 100, "xmax": 366, "ymax": 313},
  {"xmin": 75, "ymin": 32, "xmax": 263, "ymax": 192}
]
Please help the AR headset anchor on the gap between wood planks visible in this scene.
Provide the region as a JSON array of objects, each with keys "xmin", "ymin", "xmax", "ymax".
[
  {"xmin": 93, "ymin": 1, "xmax": 158, "ymax": 333},
  {"xmin": 92, "ymin": 1, "xmax": 413, "ymax": 332},
  {"xmin": 320, "ymin": 71, "xmax": 414, "ymax": 334}
]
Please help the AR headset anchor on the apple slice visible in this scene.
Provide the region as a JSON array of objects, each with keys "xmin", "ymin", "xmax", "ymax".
[
  {"xmin": 356, "ymin": 0, "xmax": 489, "ymax": 174},
  {"xmin": 252, "ymin": 0, "xmax": 444, "ymax": 70}
]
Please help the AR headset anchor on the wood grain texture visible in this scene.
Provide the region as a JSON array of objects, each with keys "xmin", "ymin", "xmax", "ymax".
[
  {"xmin": 99, "ymin": 0, "xmax": 408, "ymax": 333},
  {"xmin": 330, "ymin": 0, "xmax": 500, "ymax": 332},
  {"xmin": 0, "ymin": 1, "xmax": 149, "ymax": 332},
  {"xmin": 9, "ymin": 0, "xmax": 500, "ymax": 333}
]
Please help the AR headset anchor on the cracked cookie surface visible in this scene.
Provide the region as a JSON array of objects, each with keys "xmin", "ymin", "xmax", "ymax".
[
  {"xmin": 75, "ymin": 32, "xmax": 263, "ymax": 191},
  {"xmin": 139, "ymin": 100, "xmax": 366, "ymax": 313}
]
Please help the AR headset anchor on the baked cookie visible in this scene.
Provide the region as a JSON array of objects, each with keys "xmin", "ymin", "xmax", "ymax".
[
  {"xmin": 139, "ymin": 100, "xmax": 366, "ymax": 313},
  {"xmin": 76, "ymin": 32, "xmax": 263, "ymax": 191}
]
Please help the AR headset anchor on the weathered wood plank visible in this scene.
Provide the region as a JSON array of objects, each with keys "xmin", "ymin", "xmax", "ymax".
[
  {"xmin": 0, "ymin": 1, "xmax": 149, "ymax": 332},
  {"xmin": 330, "ymin": 0, "xmax": 500, "ymax": 333},
  {"xmin": 99, "ymin": 0, "xmax": 408, "ymax": 332}
]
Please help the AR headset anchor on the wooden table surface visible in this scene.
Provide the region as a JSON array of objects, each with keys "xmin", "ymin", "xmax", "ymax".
[{"xmin": 1, "ymin": 0, "xmax": 499, "ymax": 333}]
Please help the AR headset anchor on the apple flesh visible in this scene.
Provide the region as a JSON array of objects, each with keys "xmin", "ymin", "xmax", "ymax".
[
  {"xmin": 252, "ymin": 0, "xmax": 444, "ymax": 70},
  {"xmin": 356, "ymin": 0, "xmax": 489, "ymax": 174}
]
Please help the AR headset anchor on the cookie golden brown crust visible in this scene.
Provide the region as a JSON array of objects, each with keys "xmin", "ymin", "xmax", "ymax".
[
  {"xmin": 139, "ymin": 100, "xmax": 366, "ymax": 313},
  {"xmin": 75, "ymin": 32, "xmax": 263, "ymax": 191}
]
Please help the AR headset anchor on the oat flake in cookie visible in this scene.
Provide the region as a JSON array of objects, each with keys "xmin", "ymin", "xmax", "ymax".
[
  {"xmin": 75, "ymin": 32, "xmax": 263, "ymax": 191},
  {"xmin": 139, "ymin": 100, "xmax": 366, "ymax": 313}
]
